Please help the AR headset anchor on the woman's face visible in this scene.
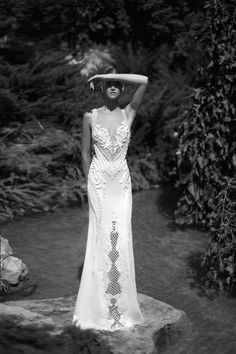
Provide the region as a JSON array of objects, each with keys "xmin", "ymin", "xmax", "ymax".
[{"xmin": 103, "ymin": 80, "xmax": 122, "ymax": 99}]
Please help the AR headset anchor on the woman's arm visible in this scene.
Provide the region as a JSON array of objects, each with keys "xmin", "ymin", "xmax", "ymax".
[
  {"xmin": 81, "ymin": 112, "xmax": 91, "ymax": 180},
  {"xmin": 88, "ymin": 73, "xmax": 148, "ymax": 86},
  {"xmin": 125, "ymin": 82, "xmax": 147, "ymax": 128}
]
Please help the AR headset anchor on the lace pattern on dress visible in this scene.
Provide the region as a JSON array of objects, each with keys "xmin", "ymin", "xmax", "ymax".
[
  {"xmin": 91, "ymin": 108, "xmax": 130, "ymax": 162},
  {"xmin": 119, "ymin": 169, "xmax": 131, "ymax": 194},
  {"xmin": 89, "ymin": 109, "xmax": 131, "ymax": 184},
  {"xmin": 100, "ymin": 213, "xmax": 128, "ymax": 329}
]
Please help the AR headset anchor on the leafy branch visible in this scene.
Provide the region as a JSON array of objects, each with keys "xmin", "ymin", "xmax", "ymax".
[{"xmin": 202, "ymin": 177, "xmax": 236, "ymax": 291}]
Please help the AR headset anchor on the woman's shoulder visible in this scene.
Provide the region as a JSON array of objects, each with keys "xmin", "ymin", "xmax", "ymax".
[
  {"xmin": 83, "ymin": 109, "xmax": 97, "ymax": 126},
  {"xmin": 84, "ymin": 108, "xmax": 97, "ymax": 117},
  {"xmin": 96, "ymin": 106, "xmax": 106, "ymax": 113}
]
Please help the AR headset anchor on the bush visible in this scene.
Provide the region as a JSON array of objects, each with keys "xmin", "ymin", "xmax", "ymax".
[
  {"xmin": 0, "ymin": 45, "xmax": 161, "ymax": 223},
  {"xmin": 202, "ymin": 177, "xmax": 236, "ymax": 291},
  {"xmin": 0, "ymin": 0, "xmax": 210, "ymax": 222},
  {"xmin": 0, "ymin": 49, "xmax": 91, "ymax": 223},
  {"xmin": 0, "ymin": 0, "xmax": 204, "ymax": 48},
  {"xmin": 174, "ymin": 0, "xmax": 236, "ymax": 227},
  {"xmin": 0, "ymin": 127, "xmax": 85, "ymax": 224}
]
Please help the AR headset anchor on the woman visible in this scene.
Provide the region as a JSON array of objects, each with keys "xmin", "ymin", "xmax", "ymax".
[{"xmin": 72, "ymin": 73, "xmax": 148, "ymax": 331}]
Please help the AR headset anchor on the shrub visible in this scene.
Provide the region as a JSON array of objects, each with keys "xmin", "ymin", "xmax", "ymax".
[
  {"xmin": 174, "ymin": 0, "xmax": 236, "ymax": 227},
  {"xmin": 0, "ymin": 45, "xmax": 161, "ymax": 223},
  {"xmin": 0, "ymin": 50, "xmax": 91, "ymax": 223},
  {"xmin": 0, "ymin": 128, "xmax": 85, "ymax": 224},
  {"xmin": 0, "ymin": 0, "xmax": 204, "ymax": 48},
  {"xmin": 202, "ymin": 177, "xmax": 236, "ymax": 291}
]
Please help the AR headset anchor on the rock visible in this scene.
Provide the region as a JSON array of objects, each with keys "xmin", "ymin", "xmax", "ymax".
[
  {"xmin": 0, "ymin": 236, "xmax": 37, "ymax": 299},
  {"xmin": 1, "ymin": 236, "xmax": 29, "ymax": 286},
  {"xmin": 0, "ymin": 277, "xmax": 38, "ymax": 302},
  {"xmin": 0, "ymin": 236, "xmax": 13, "ymax": 256},
  {"xmin": 100, "ymin": 294, "xmax": 190, "ymax": 354},
  {"xmin": 0, "ymin": 293, "xmax": 190, "ymax": 353},
  {"xmin": 2, "ymin": 256, "xmax": 28, "ymax": 284}
]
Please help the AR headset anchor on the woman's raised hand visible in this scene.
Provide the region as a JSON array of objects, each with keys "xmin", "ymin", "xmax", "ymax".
[{"xmin": 88, "ymin": 74, "xmax": 117, "ymax": 83}]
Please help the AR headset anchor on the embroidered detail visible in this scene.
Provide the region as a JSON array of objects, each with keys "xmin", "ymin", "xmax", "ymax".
[
  {"xmin": 101, "ymin": 159, "xmax": 127, "ymax": 179},
  {"xmin": 108, "ymin": 298, "xmax": 123, "ymax": 329},
  {"xmin": 95, "ymin": 120, "xmax": 126, "ymax": 139},
  {"xmin": 88, "ymin": 159, "xmax": 106, "ymax": 198},
  {"xmin": 98, "ymin": 214, "xmax": 129, "ymax": 329},
  {"xmin": 92, "ymin": 168, "xmax": 105, "ymax": 190},
  {"xmin": 87, "ymin": 168, "xmax": 103, "ymax": 257},
  {"xmin": 93, "ymin": 122, "xmax": 130, "ymax": 155},
  {"xmin": 119, "ymin": 169, "xmax": 131, "ymax": 194},
  {"xmin": 105, "ymin": 220, "xmax": 124, "ymax": 328},
  {"xmin": 92, "ymin": 109, "xmax": 131, "ymax": 160}
]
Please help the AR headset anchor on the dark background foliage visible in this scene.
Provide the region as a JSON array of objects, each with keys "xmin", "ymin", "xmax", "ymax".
[
  {"xmin": 173, "ymin": 0, "xmax": 236, "ymax": 290},
  {"xmin": 0, "ymin": 0, "xmax": 204, "ymax": 47}
]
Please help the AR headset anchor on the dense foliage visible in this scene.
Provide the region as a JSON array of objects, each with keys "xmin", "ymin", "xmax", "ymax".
[
  {"xmin": 174, "ymin": 0, "xmax": 236, "ymax": 227},
  {"xmin": 0, "ymin": 46, "xmax": 162, "ymax": 223},
  {"xmin": 0, "ymin": 0, "xmax": 208, "ymax": 224},
  {"xmin": 0, "ymin": 51, "xmax": 86, "ymax": 223},
  {"xmin": 173, "ymin": 0, "xmax": 236, "ymax": 291},
  {"xmin": 0, "ymin": 0, "xmax": 204, "ymax": 48},
  {"xmin": 202, "ymin": 177, "xmax": 236, "ymax": 291}
]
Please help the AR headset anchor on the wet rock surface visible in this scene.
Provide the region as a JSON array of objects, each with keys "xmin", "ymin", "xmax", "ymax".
[
  {"xmin": 0, "ymin": 293, "xmax": 189, "ymax": 354},
  {"xmin": 0, "ymin": 236, "xmax": 37, "ymax": 300}
]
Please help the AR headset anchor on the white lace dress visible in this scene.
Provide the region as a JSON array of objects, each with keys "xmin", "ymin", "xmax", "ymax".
[{"xmin": 72, "ymin": 108, "xmax": 143, "ymax": 331}]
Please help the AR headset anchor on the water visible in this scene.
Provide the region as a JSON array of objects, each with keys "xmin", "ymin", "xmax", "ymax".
[{"xmin": 2, "ymin": 188, "xmax": 236, "ymax": 353}]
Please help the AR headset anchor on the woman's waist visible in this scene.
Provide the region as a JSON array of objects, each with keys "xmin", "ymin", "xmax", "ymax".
[{"xmin": 90, "ymin": 156, "xmax": 128, "ymax": 170}]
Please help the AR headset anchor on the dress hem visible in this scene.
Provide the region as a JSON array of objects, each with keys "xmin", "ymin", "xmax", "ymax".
[{"xmin": 72, "ymin": 316, "xmax": 143, "ymax": 332}]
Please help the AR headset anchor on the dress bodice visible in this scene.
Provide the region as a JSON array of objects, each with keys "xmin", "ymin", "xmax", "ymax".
[{"xmin": 91, "ymin": 108, "xmax": 131, "ymax": 163}]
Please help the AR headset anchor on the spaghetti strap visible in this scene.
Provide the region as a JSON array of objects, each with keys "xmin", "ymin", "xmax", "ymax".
[
  {"xmin": 92, "ymin": 108, "xmax": 97, "ymax": 122},
  {"xmin": 121, "ymin": 108, "xmax": 128, "ymax": 121},
  {"xmin": 90, "ymin": 108, "xmax": 97, "ymax": 133}
]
